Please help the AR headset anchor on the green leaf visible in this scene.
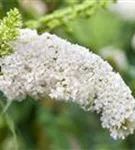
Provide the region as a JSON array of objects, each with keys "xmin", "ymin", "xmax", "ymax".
[{"xmin": 1, "ymin": 0, "xmax": 19, "ymax": 13}]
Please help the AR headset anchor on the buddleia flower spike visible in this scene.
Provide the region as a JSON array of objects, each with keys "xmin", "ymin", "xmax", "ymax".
[
  {"xmin": 0, "ymin": 29, "xmax": 135, "ymax": 140},
  {"xmin": 0, "ymin": 6, "xmax": 135, "ymax": 140},
  {"xmin": 0, "ymin": 8, "xmax": 22, "ymax": 56}
]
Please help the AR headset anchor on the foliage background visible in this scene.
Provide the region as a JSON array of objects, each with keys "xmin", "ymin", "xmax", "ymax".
[{"xmin": 0, "ymin": 0, "xmax": 135, "ymax": 149}]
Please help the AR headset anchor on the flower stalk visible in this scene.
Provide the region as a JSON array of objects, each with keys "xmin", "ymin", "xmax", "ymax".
[{"xmin": 25, "ymin": 0, "xmax": 111, "ymax": 32}]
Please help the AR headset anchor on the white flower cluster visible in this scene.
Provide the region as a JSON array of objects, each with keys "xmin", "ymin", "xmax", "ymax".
[
  {"xmin": 0, "ymin": 29, "xmax": 135, "ymax": 139},
  {"xmin": 109, "ymin": 0, "xmax": 135, "ymax": 21}
]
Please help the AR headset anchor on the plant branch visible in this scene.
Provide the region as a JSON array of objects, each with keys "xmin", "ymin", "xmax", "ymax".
[{"xmin": 25, "ymin": 0, "xmax": 112, "ymax": 32}]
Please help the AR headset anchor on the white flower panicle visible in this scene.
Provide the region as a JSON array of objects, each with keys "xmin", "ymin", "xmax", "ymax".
[
  {"xmin": 109, "ymin": 0, "xmax": 135, "ymax": 21},
  {"xmin": 0, "ymin": 29, "xmax": 135, "ymax": 140}
]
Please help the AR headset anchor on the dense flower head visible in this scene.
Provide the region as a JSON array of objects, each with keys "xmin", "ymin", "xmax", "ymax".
[{"xmin": 0, "ymin": 29, "xmax": 135, "ymax": 139}]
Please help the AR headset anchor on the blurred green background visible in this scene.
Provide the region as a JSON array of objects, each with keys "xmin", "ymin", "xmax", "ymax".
[{"xmin": 1, "ymin": 0, "xmax": 135, "ymax": 149}]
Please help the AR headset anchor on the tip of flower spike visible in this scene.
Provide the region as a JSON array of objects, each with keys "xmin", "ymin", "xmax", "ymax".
[{"xmin": 0, "ymin": 8, "xmax": 22, "ymax": 56}]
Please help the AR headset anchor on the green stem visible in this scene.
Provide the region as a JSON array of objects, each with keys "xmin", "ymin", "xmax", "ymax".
[
  {"xmin": 0, "ymin": 100, "xmax": 18, "ymax": 150},
  {"xmin": 25, "ymin": 0, "xmax": 111, "ymax": 32},
  {"xmin": 2, "ymin": 100, "xmax": 12, "ymax": 114},
  {"xmin": 5, "ymin": 114, "xmax": 18, "ymax": 150}
]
